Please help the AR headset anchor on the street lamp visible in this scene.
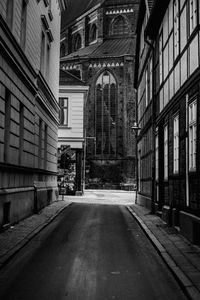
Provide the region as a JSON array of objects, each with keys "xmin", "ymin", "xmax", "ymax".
[{"xmin": 131, "ymin": 122, "xmax": 141, "ymax": 204}]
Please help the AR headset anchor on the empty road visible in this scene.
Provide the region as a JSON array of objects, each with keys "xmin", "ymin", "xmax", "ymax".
[{"xmin": 0, "ymin": 193, "xmax": 187, "ymax": 300}]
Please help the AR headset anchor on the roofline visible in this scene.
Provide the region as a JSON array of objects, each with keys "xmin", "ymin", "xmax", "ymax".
[
  {"xmin": 61, "ymin": 3, "xmax": 102, "ymax": 33},
  {"xmin": 60, "ymin": 53, "xmax": 135, "ymax": 63}
]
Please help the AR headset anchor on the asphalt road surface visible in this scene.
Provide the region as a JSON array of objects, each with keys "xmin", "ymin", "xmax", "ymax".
[{"xmin": 0, "ymin": 202, "xmax": 187, "ymax": 300}]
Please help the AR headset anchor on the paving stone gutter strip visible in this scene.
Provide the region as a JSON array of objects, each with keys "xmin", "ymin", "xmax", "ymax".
[
  {"xmin": 0, "ymin": 201, "xmax": 71, "ymax": 270},
  {"xmin": 127, "ymin": 206, "xmax": 200, "ymax": 300}
]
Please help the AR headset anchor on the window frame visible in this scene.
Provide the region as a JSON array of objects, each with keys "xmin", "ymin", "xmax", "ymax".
[
  {"xmin": 20, "ymin": 0, "xmax": 28, "ymax": 50},
  {"xmin": 6, "ymin": 0, "xmax": 14, "ymax": 30},
  {"xmin": 59, "ymin": 98, "xmax": 69, "ymax": 127},
  {"xmin": 189, "ymin": 0, "xmax": 197, "ymax": 35},
  {"xmin": 173, "ymin": 0, "xmax": 180, "ymax": 60}
]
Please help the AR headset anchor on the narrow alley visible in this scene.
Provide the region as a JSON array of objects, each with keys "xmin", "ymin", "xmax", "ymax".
[{"xmin": 0, "ymin": 191, "xmax": 187, "ymax": 300}]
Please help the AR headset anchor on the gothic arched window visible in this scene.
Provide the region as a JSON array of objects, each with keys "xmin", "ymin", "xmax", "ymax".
[
  {"xmin": 111, "ymin": 15, "xmax": 129, "ymax": 35},
  {"xmin": 90, "ymin": 24, "xmax": 97, "ymax": 42},
  {"xmin": 95, "ymin": 71, "xmax": 117, "ymax": 157},
  {"xmin": 74, "ymin": 33, "xmax": 82, "ymax": 51},
  {"xmin": 60, "ymin": 43, "xmax": 66, "ymax": 57}
]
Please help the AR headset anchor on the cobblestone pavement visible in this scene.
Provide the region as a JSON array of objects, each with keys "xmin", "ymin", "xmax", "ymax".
[
  {"xmin": 128, "ymin": 205, "xmax": 200, "ymax": 300},
  {"xmin": 0, "ymin": 200, "xmax": 70, "ymax": 268}
]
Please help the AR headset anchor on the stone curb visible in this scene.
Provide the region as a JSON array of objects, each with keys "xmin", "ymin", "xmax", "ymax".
[
  {"xmin": 0, "ymin": 202, "xmax": 72, "ymax": 270},
  {"xmin": 127, "ymin": 206, "xmax": 200, "ymax": 300}
]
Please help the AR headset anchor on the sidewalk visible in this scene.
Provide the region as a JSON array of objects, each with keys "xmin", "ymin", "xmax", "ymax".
[
  {"xmin": 128, "ymin": 204, "xmax": 200, "ymax": 300},
  {"xmin": 0, "ymin": 200, "xmax": 70, "ymax": 269}
]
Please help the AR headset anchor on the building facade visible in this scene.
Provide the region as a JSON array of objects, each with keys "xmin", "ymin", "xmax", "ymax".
[
  {"xmin": 58, "ymin": 70, "xmax": 89, "ymax": 195},
  {"xmin": 136, "ymin": 0, "xmax": 200, "ymax": 243},
  {"xmin": 60, "ymin": 0, "xmax": 139, "ymax": 189},
  {"xmin": 134, "ymin": 0, "xmax": 154, "ymax": 209},
  {"xmin": 0, "ymin": 0, "xmax": 66, "ymax": 229}
]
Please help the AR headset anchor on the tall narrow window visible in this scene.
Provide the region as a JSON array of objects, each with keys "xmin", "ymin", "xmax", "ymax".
[
  {"xmin": 40, "ymin": 31, "xmax": 45, "ymax": 74},
  {"xmin": 173, "ymin": 114, "xmax": 179, "ymax": 173},
  {"xmin": 189, "ymin": 100, "xmax": 197, "ymax": 170},
  {"xmin": 4, "ymin": 89, "xmax": 11, "ymax": 162},
  {"xmin": 20, "ymin": 0, "xmax": 27, "ymax": 50},
  {"xmin": 74, "ymin": 34, "xmax": 82, "ymax": 51},
  {"xmin": 164, "ymin": 124, "xmax": 168, "ymax": 180},
  {"xmin": 95, "ymin": 71, "xmax": 117, "ymax": 156},
  {"xmin": 60, "ymin": 43, "xmax": 65, "ymax": 57},
  {"xmin": 19, "ymin": 103, "xmax": 24, "ymax": 164},
  {"xmin": 174, "ymin": 0, "xmax": 179, "ymax": 59},
  {"xmin": 59, "ymin": 98, "xmax": 68, "ymax": 126},
  {"xmin": 46, "ymin": 43, "xmax": 50, "ymax": 81},
  {"xmin": 38, "ymin": 119, "xmax": 43, "ymax": 167},
  {"xmin": 159, "ymin": 33, "xmax": 163, "ymax": 84},
  {"xmin": 90, "ymin": 24, "xmax": 97, "ymax": 43},
  {"xmin": 44, "ymin": 124, "xmax": 48, "ymax": 169},
  {"xmin": 189, "ymin": 0, "xmax": 197, "ymax": 34},
  {"xmin": 155, "ymin": 134, "xmax": 159, "ymax": 180},
  {"xmin": 145, "ymin": 68, "xmax": 149, "ymax": 107},
  {"xmin": 149, "ymin": 58, "xmax": 153, "ymax": 101},
  {"xmin": 6, "ymin": 0, "xmax": 14, "ymax": 29}
]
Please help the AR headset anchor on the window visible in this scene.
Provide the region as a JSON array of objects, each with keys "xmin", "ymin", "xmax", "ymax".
[
  {"xmin": 189, "ymin": 100, "xmax": 197, "ymax": 170},
  {"xmin": 59, "ymin": 98, "xmax": 68, "ymax": 126},
  {"xmin": 149, "ymin": 58, "xmax": 153, "ymax": 101},
  {"xmin": 145, "ymin": 68, "xmax": 148, "ymax": 107},
  {"xmin": 95, "ymin": 71, "xmax": 117, "ymax": 156},
  {"xmin": 164, "ymin": 124, "xmax": 168, "ymax": 180},
  {"xmin": 6, "ymin": 0, "xmax": 14, "ymax": 29},
  {"xmin": 90, "ymin": 24, "xmax": 97, "ymax": 42},
  {"xmin": 159, "ymin": 33, "xmax": 163, "ymax": 84},
  {"xmin": 46, "ymin": 43, "xmax": 50, "ymax": 81},
  {"xmin": 38, "ymin": 119, "xmax": 43, "ymax": 167},
  {"xmin": 4, "ymin": 88, "xmax": 11, "ymax": 162},
  {"xmin": 44, "ymin": 124, "xmax": 48, "ymax": 169},
  {"xmin": 60, "ymin": 43, "xmax": 66, "ymax": 57},
  {"xmin": 189, "ymin": 0, "xmax": 197, "ymax": 34},
  {"xmin": 173, "ymin": 114, "xmax": 179, "ymax": 173},
  {"xmin": 74, "ymin": 34, "xmax": 82, "ymax": 51},
  {"xmin": 111, "ymin": 15, "xmax": 129, "ymax": 35},
  {"xmin": 140, "ymin": 22, "xmax": 145, "ymax": 56},
  {"xmin": 19, "ymin": 103, "xmax": 24, "ymax": 164},
  {"xmin": 174, "ymin": 0, "xmax": 179, "ymax": 59},
  {"xmin": 40, "ymin": 31, "xmax": 45, "ymax": 74},
  {"xmin": 155, "ymin": 134, "xmax": 159, "ymax": 180},
  {"xmin": 20, "ymin": 0, "xmax": 27, "ymax": 50}
]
